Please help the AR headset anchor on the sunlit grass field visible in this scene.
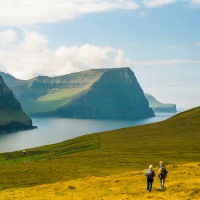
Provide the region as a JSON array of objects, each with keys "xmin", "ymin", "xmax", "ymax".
[
  {"xmin": 0, "ymin": 162, "xmax": 199, "ymax": 200},
  {"xmin": 0, "ymin": 106, "xmax": 199, "ymax": 199}
]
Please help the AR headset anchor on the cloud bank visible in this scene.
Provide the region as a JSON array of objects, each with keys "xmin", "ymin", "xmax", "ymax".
[
  {"xmin": 0, "ymin": 0, "xmax": 139, "ymax": 27},
  {"xmin": 0, "ymin": 29, "xmax": 131, "ymax": 79},
  {"xmin": 1, "ymin": 29, "xmax": 199, "ymax": 79},
  {"xmin": 0, "ymin": 0, "xmax": 196, "ymax": 28}
]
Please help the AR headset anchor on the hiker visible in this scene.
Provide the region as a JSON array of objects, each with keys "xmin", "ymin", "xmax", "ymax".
[
  {"xmin": 145, "ymin": 165, "xmax": 155, "ymax": 193},
  {"xmin": 158, "ymin": 161, "xmax": 168, "ymax": 189}
]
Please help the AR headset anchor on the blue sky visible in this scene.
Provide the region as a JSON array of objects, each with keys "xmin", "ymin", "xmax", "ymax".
[{"xmin": 0, "ymin": 0, "xmax": 200, "ymax": 109}]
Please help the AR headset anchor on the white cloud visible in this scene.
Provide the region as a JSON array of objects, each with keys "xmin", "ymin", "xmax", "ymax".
[
  {"xmin": 194, "ymin": 42, "xmax": 200, "ymax": 46},
  {"xmin": 0, "ymin": 29, "xmax": 129, "ymax": 79},
  {"xmin": 20, "ymin": 30, "xmax": 48, "ymax": 51},
  {"xmin": 114, "ymin": 49, "xmax": 132, "ymax": 67},
  {"xmin": 0, "ymin": 29, "xmax": 17, "ymax": 47},
  {"xmin": 168, "ymin": 45, "xmax": 187, "ymax": 49},
  {"xmin": 0, "ymin": 0, "xmax": 139, "ymax": 27},
  {"xmin": 131, "ymin": 59, "xmax": 200, "ymax": 66},
  {"xmin": 161, "ymin": 82, "xmax": 186, "ymax": 87},
  {"xmin": 190, "ymin": 0, "xmax": 200, "ymax": 5},
  {"xmin": 143, "ymin": 0, "xmax": 176, "ymax": 7}
]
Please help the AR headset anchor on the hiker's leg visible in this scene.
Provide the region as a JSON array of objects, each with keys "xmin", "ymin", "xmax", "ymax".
[
  {"xmin": 160, "ymin": 178, "xmax": 162, "ymax": 188},
  {"xmin": 160, "ymin": 177, "xmax": 164, "ymax": 189},
  {"xmin": 149, "ymin": 181, "xmax": 152, "ymax": 192},
  {"xmin": 150, "ymin": 180, "xmax": 153, "ymax": 192},
  {"xmin": 147, "ymin": 180, "xmax": 149, "ymax": 190},
  {"xmin": 163, "ymin": 177, "xmax": 165, "ymax": 188},
  {"xmin": 161, "ymin": 178, "xmax": 164, "ymax": 189}
]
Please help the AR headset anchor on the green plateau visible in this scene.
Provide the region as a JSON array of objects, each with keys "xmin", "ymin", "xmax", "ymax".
[{"xmin": 0, "ymin": 106, "xmax": 199, "ymax": 194}]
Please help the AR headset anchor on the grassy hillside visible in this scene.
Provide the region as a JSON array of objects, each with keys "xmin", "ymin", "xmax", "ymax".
[
  {"xmin": 0, "ymin": 109, "xmax": 31, "ymax": 125},
  {"xmin": 0, "ymin": 162, "xmax": 199, "ymax": 200},
  {"xmin": 0, "ymin": 106, "xmax": 199, "ymax": 198},
  {"xmin": 26, "ymin": 70, "xmax": 105, "ymax": 114}
]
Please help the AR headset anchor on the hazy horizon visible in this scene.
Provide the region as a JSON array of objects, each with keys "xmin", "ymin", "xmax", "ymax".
[{"xmin": 0, "ymin": 0, "xmax": 199, "ymax": 109}]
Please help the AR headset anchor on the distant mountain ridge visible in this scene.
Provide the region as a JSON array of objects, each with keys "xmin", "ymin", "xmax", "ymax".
[
  {"xmin": 145, "ymin": 93, "xmax": 177, "ymax": 113},
  {"xmin": 0, "ymin": 76, "xmax": 35, "ymax": 133},
  {"xmin": 0, "ymin": 68, "xmax": 154, "ymax": 119}
]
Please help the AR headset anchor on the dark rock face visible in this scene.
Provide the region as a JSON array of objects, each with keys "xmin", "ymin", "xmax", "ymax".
[
  {"xmin": 0, "ymin": 68, "xmax": 155, "ymax": 119},
  {"xmin": 152, "ymin": 106, "xmax": 177, "ymax": 113},
  {"xmin": 0, "ymin": 76, "xmax": 35, "ymax": 133},
  {"xmin": 0, "ymin": 121, "xmax": 36, "ymax": 133}
]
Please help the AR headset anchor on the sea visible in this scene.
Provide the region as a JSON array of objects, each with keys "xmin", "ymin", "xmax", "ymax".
[{"xmin": 0, "ymin": 112, "xmax": 179, "ymax": 153}]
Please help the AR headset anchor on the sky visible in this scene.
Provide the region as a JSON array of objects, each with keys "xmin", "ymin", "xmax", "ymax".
[{"xmin": 0, "ymin": 0, "xmax": 200, "ymax": 109}]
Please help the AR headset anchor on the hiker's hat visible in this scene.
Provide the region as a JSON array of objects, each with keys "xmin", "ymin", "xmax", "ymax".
[{"xmin": 149, "ymin": 165, "xmax": 153, "ymax": 169}]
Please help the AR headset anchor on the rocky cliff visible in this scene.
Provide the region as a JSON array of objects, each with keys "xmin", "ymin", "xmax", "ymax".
[
  {"xmin": 145, "ymin": 93, "xmax": 177, "ymax": 113},
  {"xmin": 0, "ymin": 68, "xmax": 155, "ymax": 119},
  {"xmin": 0, "ymin": 76, "xmax": 35, "ymax": 133}
]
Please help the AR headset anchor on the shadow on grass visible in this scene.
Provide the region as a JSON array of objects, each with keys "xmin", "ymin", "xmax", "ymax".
[{"xmin": 155, "ymin": 188, "xmax": 167, "ymax": 192}]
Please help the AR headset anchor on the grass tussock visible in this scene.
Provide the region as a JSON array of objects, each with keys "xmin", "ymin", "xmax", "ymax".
[{"xmin": 0, "ymin": 162, "xmax": 199, "ymax": 200}]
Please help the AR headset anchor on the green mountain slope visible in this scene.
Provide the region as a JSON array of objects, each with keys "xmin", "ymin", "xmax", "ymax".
[
  {"xmin": 145, "ymin": 93, "xmax": 177, "ymax": 113},
  {"xmin": 0, "ymin": 106, "xmax": 199, "ymax": 191},
  {"xmin": 0, "ymin": 68, "xmax": 155, "ymax": 119},
  {"xmin": 0, "ymin": 69, "xmax": 110, "ymax": 114},
  {"xmin": 0, "ymin": 76, "xmax": 34, "ymax": 133}
]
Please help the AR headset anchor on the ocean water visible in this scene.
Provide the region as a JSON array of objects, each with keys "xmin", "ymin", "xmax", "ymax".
[{"xmin": 0, "ymin": 113, "xmax": 176, "ymax": 153}]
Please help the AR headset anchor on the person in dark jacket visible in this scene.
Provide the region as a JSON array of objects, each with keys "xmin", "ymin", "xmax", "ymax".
[
  {"xmin": 145, "ymin": 165, "xmax": 155, "ymax": 193},
  {"xmin": 158, "ymin": 161, "xmax": 168, "ymax": 189}
]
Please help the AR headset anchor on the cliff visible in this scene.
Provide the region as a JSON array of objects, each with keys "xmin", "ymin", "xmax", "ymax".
[
  {"xmin": 145, "ymin": 93, "xmax": 177, "ymax": 113},
  {"xmin": 0, "ymin": 68, "xmax": 155, "ymax": 119},
  {"xmin": 0, "ymin": 76, "xmax": 35, "ymax": 133}
]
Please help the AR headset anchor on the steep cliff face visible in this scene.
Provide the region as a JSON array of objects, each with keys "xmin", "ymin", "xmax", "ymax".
[
  {"xmin": 0, "ymin": 68, "xmax": 155, "ymax": 119},
  {"xmin": 0, "ymin": 76, "xmax": 34, "ymax": 133},
  {"xmin": 145, "ymin": 93, "xmax": 177, "ymax": 113},
  {"xmin": 0, "ymin": 77, "xmax": 21, "ymax": 110}
]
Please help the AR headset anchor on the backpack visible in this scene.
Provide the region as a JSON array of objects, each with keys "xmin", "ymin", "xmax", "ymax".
[
  {"xmin": 147, "ymin": 170, "xmax": 154, "ymax": 180},
  {"xmin": 161, "ymin": 167, "xmax": 168, "ymax": 177}
]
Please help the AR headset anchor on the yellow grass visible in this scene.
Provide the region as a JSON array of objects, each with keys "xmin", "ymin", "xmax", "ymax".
[{"xmin": 0, "ymin": 162, "xmax": 199, "ymax": 200}]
